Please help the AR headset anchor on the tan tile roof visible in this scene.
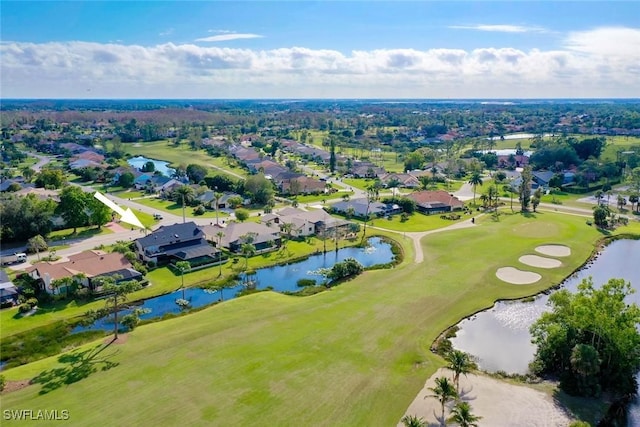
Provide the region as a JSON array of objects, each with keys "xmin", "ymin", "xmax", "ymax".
[
  {"xmin": 406, "ymin": 190, "xmax": 464, "ymax": 208},
  {"xmin": 27, "ymin": 251, "xmax": 133, "ymax": 281}
]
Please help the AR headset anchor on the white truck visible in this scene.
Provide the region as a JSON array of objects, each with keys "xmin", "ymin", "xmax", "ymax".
[{"xmin": 1, "ymin": 253, "xmax": 27, "ymax": 266}]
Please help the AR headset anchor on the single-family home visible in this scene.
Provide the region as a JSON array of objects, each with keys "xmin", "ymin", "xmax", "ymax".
[
  {"xmin": 378, "ymin": 173, "xmax": 420, "ymax": 188},
  {"xmin": 331, "ymin": 198, "xmax": 402, "ymax": 219},
  {"xmin": 203, "ymin": 222, "xmax": 281, "ymax": 253},
  {"xmin": 135, "ymin": 222, "xmax": 218, "ymax": 266},
  {"xmin": 406, "ymin": 190, "xmax": 464, "ymax": 214},
  {"xmin": 25, "ymin": 250, "xmax": 142, "ymax": 295},
  {"xmin": 350, "ymin": 162, "xmax": 385, "ymax": 179},
  {"xmin": 261, "ymin": 208, "xmax": 351, "ymax": 238},
  {"xmin": 278, "ymin": 175, "xmax": 326, "ymax": 195},
  {"xmin": 0, "ymin": 270, "xmax": 18, "ymax": 306}
]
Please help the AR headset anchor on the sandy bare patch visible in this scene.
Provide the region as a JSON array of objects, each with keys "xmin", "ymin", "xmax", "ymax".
[
  {"xmin": 104, "ymin": 334, "xmax": 129, "ymax": 345},
  {"xmin": 519, "ymin": 255, "xmax": 562, "ymax": 269},
  {"xmin": 535, "ymin": 245, "xmax": 571, "ymax": 257},
  {"xmin": 2, "ymin": 380, "xmax": 32, "ymax": 394},
  {"xmin": 496, "ymin": 267, "xmax": 541, "ymax": 285},
  {"xmin": 399, "ymin": 368, "xmax": 573, "ymax": 427}
]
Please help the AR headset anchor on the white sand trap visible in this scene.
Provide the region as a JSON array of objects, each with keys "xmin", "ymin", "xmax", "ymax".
[
  {"xmin": 399, "ymin": 368, "xmax": 573, "ymax": 427},
  {"xmin": 535, "ymin": 245, "xmax": 571, "ymax": 257},
  {"xmin": 496, "ymin": 267, "xmax": 541, "ymax": 284},
  {"xmin": 519, "ymin": 255, "xmax": 562, "ymax": 269}
]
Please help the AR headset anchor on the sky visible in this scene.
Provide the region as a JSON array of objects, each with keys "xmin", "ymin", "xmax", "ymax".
[{"xmin": 1, "ymin": 1, "xmax": 639, "ymax": 99}]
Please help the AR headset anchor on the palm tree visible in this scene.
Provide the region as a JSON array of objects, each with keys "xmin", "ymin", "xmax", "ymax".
[
  {"xmin": 428, "ymin": 376, "xmax": 458, "ymax": 425},
  {"xmin": 175, "ymin": 261, "xmax": 191, "ymax": 300},
  {"xmin": 400, "ymin": 414, "xmax": 427, "ymax": 427},
  {"xmin": 445, "ymin": 350, "xmax": 474, "ymax": 393},
  {"xmin": 175, "ymin": 185, "xmax": 194, "ymax": 223},
  {"xmin": 280, "ymin": 222, "xmax": 294, "ymax": 254},
  {"xmin": 215, "ymin": 231, "xmax": 225, "ymax": 276},
  {"xmin": 362, "ymin": 182, "xmax": 380, "ymax": 243},
  {"xmin": 479, "ymin": 194, "xmax": 489, "ymax": 210},
  {"xmin": 213, "ymin": 191, "xmax": 223, "ymax": 225},
  {"xmin": 468, "ymin": 172, "xmax": 483, "ymax": 205},
  {"xmin": 448, "ymin": 402, "xmax": 482, "ymax": 427},
  {"xmin": 240, "ymin": 233, "xmax": 257, "ymax": 270}
]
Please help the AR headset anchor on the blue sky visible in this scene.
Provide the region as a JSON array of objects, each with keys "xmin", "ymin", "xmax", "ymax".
[{"xmin": 1, "ymin": 1, "xmax": 639, "ymax": 98}]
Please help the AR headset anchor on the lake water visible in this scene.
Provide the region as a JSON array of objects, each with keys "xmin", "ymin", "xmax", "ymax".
[
  {"xmin": 450, "ymin": 239, "xmax": 640, "ymax": 424},
  {"xmin": 127, "ymin": 156, "xmax": 175, "ymax": 177},
  {"xmin": 73, "ymin": 237, "xmax": 394, "ymax": 333}
]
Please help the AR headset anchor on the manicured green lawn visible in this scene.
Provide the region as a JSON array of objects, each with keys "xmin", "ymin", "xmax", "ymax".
[
  {"xmin": 0, "ymin": 234, "xmax": 367, "ymax": 339},
  {"xmin": 368, "ymin": 211, "xmax": 470, "ymax": 232},
  {"xmin": 126, "ymin": 141, "xmax": 247, "ymax": 180},
  {"xmin": 3, "ymin": 212, "xmax": 627, "ymax": 426},
  {"xmin": 131, "ymin": 196, "xmax": 230, "ymax": 220},
  {"xmin": 48, "ymin": 225, "xmax": 113, "ymax": 241}
]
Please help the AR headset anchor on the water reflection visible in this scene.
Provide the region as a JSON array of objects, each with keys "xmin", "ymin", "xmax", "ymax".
[
  {"xmin": 450, "ymin": 239, "xmax": 640, "ymax": 424},
  {"xmin": 127, "ymin": 156, "xmax": 175, "ymax": 177},
  {"xmin": 74, "ymin": 238, "xmax": 394, "ymax": 333}
]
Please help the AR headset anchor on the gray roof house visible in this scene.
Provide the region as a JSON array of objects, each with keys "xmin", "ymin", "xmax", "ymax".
[
  {"xmin": 331, "ymin": 199, "xmax": 402, "ymax": 219},
  {"xmin": 135, "ymin": 222, "xmax": 218, "ymax": 266}
]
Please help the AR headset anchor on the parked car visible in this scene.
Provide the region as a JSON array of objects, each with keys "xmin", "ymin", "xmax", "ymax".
[{"xmin": 153, "ymin": 213, "xmax": 163, "ymax": 220}]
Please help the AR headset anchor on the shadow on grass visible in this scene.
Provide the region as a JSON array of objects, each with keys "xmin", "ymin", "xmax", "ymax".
[
  {"xmin": 31, "ymin": 343, "xmax": 120, "ymax": 395},
  {"xmin": 48, "ymin": 226, "xmax": 108, "ymax": 244},
  {"xmin": 552, "ymin": 388, "xmax": 608, "ymax": 425}
]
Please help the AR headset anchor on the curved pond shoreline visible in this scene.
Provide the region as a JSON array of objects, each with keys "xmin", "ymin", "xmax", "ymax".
[
  {"xmin": 447, "ymin": 235, "xmax": 640, "ymax": 424},
  {"xmin": 73, "ymin": 236, "xmax": 398, "ymax": 333}
]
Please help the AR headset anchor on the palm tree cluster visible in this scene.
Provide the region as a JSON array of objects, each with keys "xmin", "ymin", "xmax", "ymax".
[{"xmin": 415, "ymin": 350, "xmax": 481, "ymax": 427}]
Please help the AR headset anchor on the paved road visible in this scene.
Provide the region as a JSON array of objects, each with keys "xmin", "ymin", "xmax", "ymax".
[{"xmin": 28, "ymin": 152, "xmax": 52, "ymax": 172}]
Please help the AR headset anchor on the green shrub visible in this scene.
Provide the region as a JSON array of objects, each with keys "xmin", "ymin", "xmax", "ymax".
[
  {"xmin": 0, "ymin": 375, "xmax": 5, "ymax": 392},
  {"xmin": 296, "ymin": 278, "xmax": 316, "ymax": 287}
]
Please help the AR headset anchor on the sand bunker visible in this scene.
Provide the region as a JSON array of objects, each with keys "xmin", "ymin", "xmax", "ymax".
[
  {"xmin": 519, "ymin": 255, "xmax": 562, "ymax": 269},
  {"xmin": 535, "ymin": 245, "xmax": 571, "ymax": 257},
  {"xmin": 496, "ymin": 267, "xmax": 541, "ymax": 285},
  {"xmin": 399, "ymin": 368, "xmax": 573, "ymax": 427}
]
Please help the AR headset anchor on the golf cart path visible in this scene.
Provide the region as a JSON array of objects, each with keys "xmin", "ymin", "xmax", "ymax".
[{"xmin": 371, "ymin": 217, "xmax": 480, "ymax": 264}]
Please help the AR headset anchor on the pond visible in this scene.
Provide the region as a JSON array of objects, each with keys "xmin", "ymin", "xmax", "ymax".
[
  {"xmin": 73, "ymin": 237, "xmax": 394, "ymax": 333},
  {"xmin": 127, "ymin": 156, "xmax": 175, "ymax": 177},
  {"xmin": 450, "ymin": 239, "xmax": 640, "ymax": 424}
]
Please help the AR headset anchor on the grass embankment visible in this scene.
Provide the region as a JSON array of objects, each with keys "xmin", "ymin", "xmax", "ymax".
[
  {"xmin": 0, "ymin": 233, "xmax": 382, "ymax": 339},
  {"xmin": 3, "ymin": 212, "xmax": 626, "ymax": 426}
]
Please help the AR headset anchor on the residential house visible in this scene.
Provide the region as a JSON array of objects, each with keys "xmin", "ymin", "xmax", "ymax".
[
  {"xmin": 497, "ymin": 154, "xmax": 530, "ymax": 168},
  {"xmin": 378, "ymin": 173, "xmax": 420, "ymax": 188},
  {"xmin": 73, "ymin": 150, "xmax": 105, "ymax": 163},
  {"xmin": 0, "ymin": 270, "xmax": 18, "ymax": 305},
  {"xmin": 68, "ymin": 158, "xmax": 103, "ymax": 170},
  {"xmin": 135, "ymin": 222, "xmax": 218, "ymax": 266},
  {"xmin": 331, "ymin": 198, "xmax": 402, "ymax": 219},
  {"xmin": 203, "ymin": 222, "xmax": 281, "ymax": 253},
  {"xmin": 15, "ymin": 187, "xmax": 61, "ymax": 202},
  {"xmin": 278, "ymin": 175, "xmax": 326, "ymax": 195},
  {"xmin": 261, "ymin": 208, "xmax": 351, "ymax": 238},
  {"xmin": 0, "ymin": 177, "xmax": 29, "ymax": 192},
  {"xmin": 25, "ymin": 250, "xmax": 142, "ymax": 294},
  {"xmin": 217, "ymin": 192, "xmax": 246, "ymax": 209},
  {"xmin": 406, "ymin": 190, "xmax": 464, "ymax": 215},
  {"xmin": 350, "ymin": 162, "xmax": 385, "ymax": 179},
  {"xmin": 133, "ymin": 173, "xmax": 154, "ymax": 190},
  {"xmin": 532, "ymin": 171, "xmax": 556, "ymax": 191}
]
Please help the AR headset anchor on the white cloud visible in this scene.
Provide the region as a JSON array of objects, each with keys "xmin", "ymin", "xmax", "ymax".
[
  {"xmin": 195, "ymin": 33, "xmax": 264, "ymax": 42},
  {"xmin": 564, "ymin": 27, "xmax": 640, "ymax": 58},
  {"xmin": 450, "ymin": 24, "xmax": 548, "ymax": 33},
  {"xmin": 159, "ymin": 28, "xmax": 174, "ymax": 37},
  {"xmin": 1, "ymin": 28, "xmax": 639, "ymax": 98}
]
